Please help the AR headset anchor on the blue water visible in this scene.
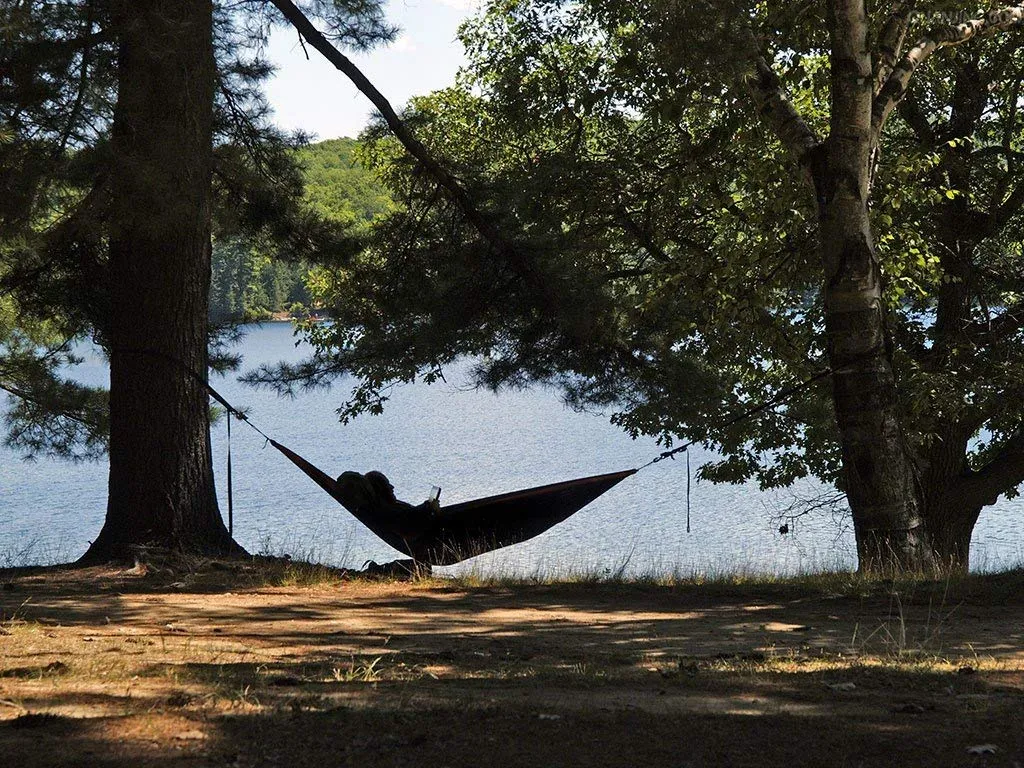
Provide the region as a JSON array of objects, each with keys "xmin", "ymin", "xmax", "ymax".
[{"xmin": 2, "ymin": 323, "xmax": 1021, "ymax": 574}]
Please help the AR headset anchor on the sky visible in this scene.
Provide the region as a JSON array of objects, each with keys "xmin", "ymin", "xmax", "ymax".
[{"xmin": 263, "ymin": 0, "xmax": 481, "ymax": 141}]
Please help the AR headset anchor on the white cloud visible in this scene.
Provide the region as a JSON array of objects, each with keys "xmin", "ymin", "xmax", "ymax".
[
  {"xmin": 434, "ymin": 0, "xmax": 483, "ymax": 10},
  {"xmin": 392, "ymin": 34, "xmax": 417, "ymax": 53}
]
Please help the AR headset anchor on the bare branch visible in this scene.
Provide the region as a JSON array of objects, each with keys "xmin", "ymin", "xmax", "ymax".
[
  {"xmin": 743, "ymin": 55, "xmax": 821, "ymax": 184},
  {"xmin": 268, "ymin": 0, "xmax": 552, "ymax": 305},
  {"xmin": 960, "ymin": 306, "xmax": 1024, "ymax": 345},
  {"xmin": 874, "ymin": 1, "xmax": 914, "ymax": 93},
  {"xmin": 873, "ymin": 5, "xmax": 1024, "ymax": 138}
]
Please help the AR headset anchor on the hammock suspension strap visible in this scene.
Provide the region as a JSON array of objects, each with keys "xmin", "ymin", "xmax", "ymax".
[
  {"xmin": 112, "ymin": 347, "xmax": 833, "ymax": 549},
  {"xmin": 114, "ymin": 347, "xmax": 276, "ymax": 538},
  {"xmin": 226, "ymin": 407, "xmax": 233, "ymax": 537}
]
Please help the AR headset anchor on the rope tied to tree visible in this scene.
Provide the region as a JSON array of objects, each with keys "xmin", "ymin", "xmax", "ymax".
[
  {"xmin": 114, "ymin": 347, "xmax": 276, "ymax": 538},
  {"xmin": 114, "ymin": 347, "xmax": 273, "ymax": 440}
]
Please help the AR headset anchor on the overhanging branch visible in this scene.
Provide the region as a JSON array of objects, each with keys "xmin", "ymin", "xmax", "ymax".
[
  {"xmin": 743, "ymin": 55, "xmax": 821, "ymax": 185},
  {"xmin": 268, "ymin": 0, "xmax": 549, "ymax": 301},
  {"xmin": 961, "ymin": 430, "xmax": 1024, "ymax": 508}
]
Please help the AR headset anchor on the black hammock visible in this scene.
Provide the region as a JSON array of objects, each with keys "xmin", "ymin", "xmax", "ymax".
[
  {"xmin": 150, "ymin": 348, "xmax": 814, "ymax": 568},
  {"xmin": 270, "ymin": 440, "xmax": 635, "ymax": 566}
]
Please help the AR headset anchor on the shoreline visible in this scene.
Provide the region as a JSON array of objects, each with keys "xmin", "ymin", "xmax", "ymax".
[{"xmin": 265, "ymin": 311, "xmax": 328, "ymax": 323}]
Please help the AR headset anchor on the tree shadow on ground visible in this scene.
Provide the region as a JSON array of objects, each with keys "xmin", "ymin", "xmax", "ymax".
[
  {"xmin": 3, "ymin": 671, "xmax": 1023, "ymax": 768},
  {"xmin": 4, "ymin": 575, "xmax": 1023, "ymax": 659},
  {"xmin": 2, "ymin": 566, "xmax": 1023, "ymax": 766}
]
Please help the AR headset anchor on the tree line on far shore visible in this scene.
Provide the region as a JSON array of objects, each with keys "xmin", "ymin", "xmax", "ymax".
[{"xmin": 209, "ymin": 137, "xmax": 391, "ymax": 323}]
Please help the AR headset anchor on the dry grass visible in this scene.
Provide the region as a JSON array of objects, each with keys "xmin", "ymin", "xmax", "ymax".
[{"xmin": 1, "ymin": 561, "xmax": 1022, "ymax": 767}]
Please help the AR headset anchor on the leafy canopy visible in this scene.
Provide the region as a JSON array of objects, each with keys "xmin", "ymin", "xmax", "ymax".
[{"xmin": 252, "ymin": 0, "xmax": 1024, "ymax": 502}]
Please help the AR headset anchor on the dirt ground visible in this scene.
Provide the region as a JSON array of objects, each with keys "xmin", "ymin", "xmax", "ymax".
[{"xmin": 1, "ymin": 563, "xmax": 1023, "ymax": 767}]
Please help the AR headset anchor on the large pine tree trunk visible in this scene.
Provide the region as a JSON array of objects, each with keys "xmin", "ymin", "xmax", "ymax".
[{"xmin": 81, "ymin": 0, "xmax": 239, "ymax": 561}]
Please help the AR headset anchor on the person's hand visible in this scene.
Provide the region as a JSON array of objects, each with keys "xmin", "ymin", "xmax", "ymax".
[{"xmin": 424, "ymin": 498, "xmax": 441, "ymax": 519}]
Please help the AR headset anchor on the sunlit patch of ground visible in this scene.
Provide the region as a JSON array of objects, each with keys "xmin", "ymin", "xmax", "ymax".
[{"xmin": 1, "ymin": 562, "xmax": 1023, "ymax": 766}]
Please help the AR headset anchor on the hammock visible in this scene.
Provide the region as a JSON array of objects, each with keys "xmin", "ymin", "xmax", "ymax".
[
  {"xmin": 270, "ymin": 440, "xmax": 635, "ymax": 566},
  {"xmin": 120, "ymin": 290, "xmax": 822, "ymax": 568},
  {"xmin": 112, "ymin": 356, "xmax": 643, "ymax": 567}
]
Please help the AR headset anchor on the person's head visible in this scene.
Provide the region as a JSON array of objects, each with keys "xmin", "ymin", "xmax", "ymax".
[{"xmin": 365, "ymin": 471, "xmax": 396, "ymax": 503}]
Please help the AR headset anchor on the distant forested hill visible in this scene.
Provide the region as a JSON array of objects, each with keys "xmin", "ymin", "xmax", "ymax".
[
  {"xmin": 210, "ymin": 137, "xmax": 389, "ymax": 322},
  {"xmin": 300, "ymin": 137, "xmax": 393, "ymax": 225}
]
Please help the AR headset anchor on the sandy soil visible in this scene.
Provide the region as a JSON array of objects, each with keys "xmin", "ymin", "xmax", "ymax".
[{"xmin": 1, "ymin": 563, "xmax": 1022, "ymax": 767}]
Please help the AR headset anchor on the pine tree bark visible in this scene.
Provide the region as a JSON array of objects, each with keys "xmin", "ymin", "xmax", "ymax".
[{"xmin": 81, "ymin": 0, "xmax": 239, "ymax": 561}]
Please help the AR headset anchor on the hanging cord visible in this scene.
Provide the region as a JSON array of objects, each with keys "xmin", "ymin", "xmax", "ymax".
[
  {"xmin": 635, "ymin": 369, "xmax": 833, "ymax": 533},
  {"xmin": 686, "ymin": 448, "xmax": 691, "ymax": 534},
  {"xmin": 113, "ymin": 347, "xmax": 278, "ymax": 538},
  {"xmin": 226, "ymin": 406, "xmax": 233, "ymax": 537}
]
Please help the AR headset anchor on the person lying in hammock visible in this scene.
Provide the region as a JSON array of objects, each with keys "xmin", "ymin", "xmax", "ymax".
[{"xmin": 335, "ymin": 470, "xmax": 441, "ymax": 543}]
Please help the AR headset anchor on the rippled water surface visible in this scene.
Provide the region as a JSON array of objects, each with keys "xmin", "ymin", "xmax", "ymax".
[{"xmin": 2, "ymin": 323, "xmax": 1021, "ymax": 574}]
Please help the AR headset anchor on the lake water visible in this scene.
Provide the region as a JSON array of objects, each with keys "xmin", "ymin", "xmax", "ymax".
[{"xmin": 2, "ymin": 323, "xmax": 1022, "ymax": 575}]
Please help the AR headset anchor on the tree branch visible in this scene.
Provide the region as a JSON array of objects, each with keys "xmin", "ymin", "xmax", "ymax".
[
  {"xmin": 993, "ymin": 176, "xmax": 1024, "ymax": 229},
  {"xmin": 0, "ymin": 381, "xmax": 101, "ymax": 432},
  {"xmin": 872, "ymin": 5, "xmax": 1024, "ymax": 139},
  {"xmin": 874, "ymin": 1, "xmax": 914, "ymax": 93},
  {"xmin": 267, "ymin": 0, "xmax": 551, "ymax": 304},
  {"xmin": 960, "ymin": 306, "xmax": 1024, "ymax": 345},
  {"xmin": 614, "ymin": 204, "xmax": 672, "ymax": 264},
  {"xmin": 895, "ymin": 91, "xmax": 935, "ymax": 144},
  {"xmin": 961, "ymin": 430, "xmax": 1024, "ymax": 508},
  {"xmin": 743, "ymin": 55, "xmax": 821, "ymax": 185},
  {"xmin": 56, "ymin": 0, "xmax": 97, "ymax": 157}
]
